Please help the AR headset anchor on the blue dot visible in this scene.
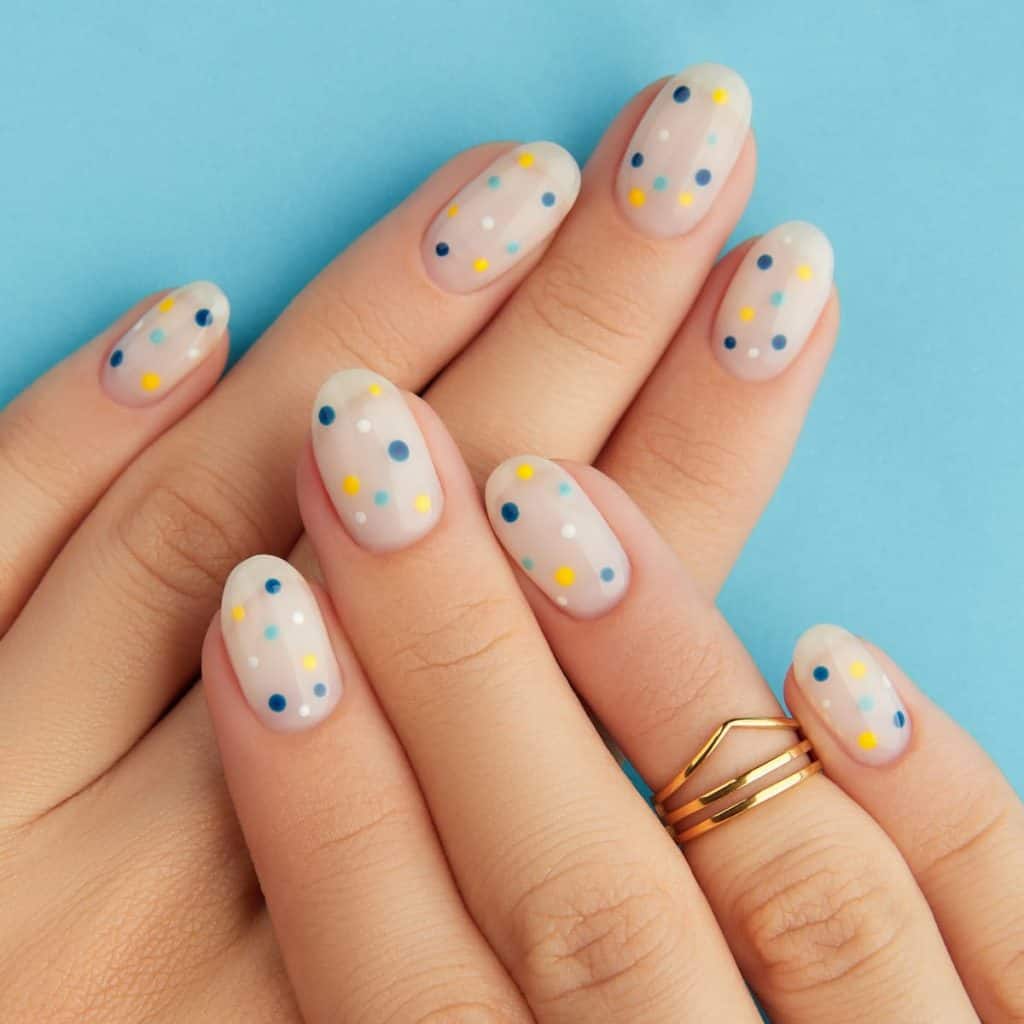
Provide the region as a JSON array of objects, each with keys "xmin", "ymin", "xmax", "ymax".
[
  {"xmin": 653, "ymin": 175, "xmax": 668, "ymax": 191},
  {"xmin": 435, "ymin": 241, "xmax": 450, "ymax": 257},
  {"xmin": 318, "ymin": 405, "xmax": 335, "ymax": 426},
  {"xmin": 506, "ymin": 241, "xmax": 520, "ymax": 254},
  {"xmin": 772, "ymin": 334, "xmax": 788, "ymax": 351},
  {"xmin": 264, "ymin": 625, "xmax": 280, "ymax": 640},
  {"xmin": 770, "ymin": 291, "xmax": 785, "ymax": 307},
  {"xmin": 813, "ymin": 665, "xmax": 830, "ymax": 682},
  {"xmin": 695, "ymin": 169, "xmax": 712, "ymax": 186},
  {"xmin": 673, "ymin": 84, "xmax": 691, "ymax": 103},
  {"xmin": 757, "ymin": 254, "xmax": 773, "ymax": 270},
  {"xmin": 630, "ymin": 152, "xmax": 644, "ymax": 168},
  {"xmin": 195, "ymin": 308, "xmax": 212, "ymax": 327},
  {"xmin": 149, "ymin": 328, "xmax": 165, "ymax": 343},
  {"xmin": 314, "ymin": 682, "xmax": 327, "ymax": 698},
  {"xmin": 723, "ymin": 336, "xmax": 737, "ymax": 350},
  {"xmin": 857, "ymin": 695, "xmax": 875, "ymax": 712},
  {"xmin": 374, "ymin": 490, "xmax": 389, "ymax": 506},
  {"xmin": 265, "ymin": 578, "xmax": 281, "ymax": 595},
  {"xmin": 894, "ymin": 710, "xmax": 907, "ymax": 728},
  {"xmin": 487, "ymin": 175, "xmax": 501, "ymax": 189},
  {"xmin": 388, "ymin": 440, "xmax": 410, "ymax": 462},
  {"xmin": 109, "ymin": 349, "xmax": 124, "ymax": 367},
  {"xmin": 600, "ymin": 567, "xmax": 615, "ymax": 583},
  {"xmin": 268, "ymin": 693, "xmax": 286, "ymax": 712},
  {"xmin": 501, "ymin": 502, "xmax": 520, "ymax": 523},
  {"xmin": 521, "ymin": 556, "xmax": 535, "ymax": 571},
  {"xmin": 541, "ymin": 191, "xmax": 556, "ymax": 207},
  {"xmin": 558, "ymin": 481, "xmax": 572, "ymax": 497}
]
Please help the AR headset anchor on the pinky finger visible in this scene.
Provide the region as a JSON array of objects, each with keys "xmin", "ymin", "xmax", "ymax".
[
  {"xmin": 787, "ymin": 624, "xmax": 1024, "ymax": 1023},
  {"xmin": 0, "ymin": 281, "xmax": 229, "ymax": 632}
]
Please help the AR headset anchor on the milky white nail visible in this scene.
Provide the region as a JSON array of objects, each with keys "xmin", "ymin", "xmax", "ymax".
[
  {"xmin": 713, "ymin": 221, "xmax": 834, "ymax": 381},
  {"xmin": 103, "ymin": 281, "xmax": 228, "ymax": 406},
  {"xmin": 222, "ymin": 556, "xmax": 342, "ymax": 732},
  {"xmin": 486, "ymin": 457, "xmax": 629, "ymax": 619},
  {"xmin": 793, "ymin": 625, "xmax": 911, "ymax": 766},
  {"xmin": 423, "ymin": 142, "xmax": 581, "ymax": 294},
  {"xmin": 616, "ymin": 63, "xmax": 751, "ymax": 238},
  {"xmin": 312, "ymin": 369, "xmax": 443, "ymax": 553}
]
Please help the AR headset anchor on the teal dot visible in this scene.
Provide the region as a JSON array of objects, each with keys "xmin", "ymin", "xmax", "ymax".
[
  {"xmin": 487, "ymin": 175, "xmax": 501, "ymax": 188},
  {"xmin": 707, "ymin": 132, "xmax": 718, "ymax": 145},
  {"xmin": 857, "ymin": 695, "xmax": 875, "ymax": 712},
  {"xmin": 558, "ymin": 481, "xmax": 572, "ymax": 497},
  {"xmin": 600, "ymin": 567, "xmax": 615, "ymax": 582},
  {"xmin": 149, "ymin": 328, "xmax": 165, "ymax": 344},
  {"xmin": 264, "ymin": 625, "xmax": 280, "ymax": 640},
  {"xmin": 653, "ymin": 175, "xmax": 668, "ymax": 191},
  {"xmin": 813, "ymin": 665, "xmax": 830, "ymax": 682},
  {"xmin": 770, "ymin": 291, "xmax": 785, "ymax": 307},
  {"xmin": 521, "ymin": 557, "xmax": 535, "ymax": 571},
  {"xmin": 506, "ymin": 241, "xmax": 520, "ymax": 254},
  {"xmin": 374, "ymin": 490, "xmax": 389, "ymax": 506}
]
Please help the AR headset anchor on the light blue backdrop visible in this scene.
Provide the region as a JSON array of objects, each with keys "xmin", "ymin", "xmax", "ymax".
[{"xmin": 1, "ymin": 1, "xmax": 1021, "ymax": 799}]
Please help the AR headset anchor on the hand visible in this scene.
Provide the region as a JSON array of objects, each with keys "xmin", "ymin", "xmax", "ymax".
[{"xmin": 1, "ymin": 66, "xmax": 842, "ymax": 1019}]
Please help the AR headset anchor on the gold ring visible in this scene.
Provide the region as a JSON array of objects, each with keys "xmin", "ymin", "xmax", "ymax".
[{"xmin": 654, "ymin": 717, "xmax": 822, "ymax": 845}]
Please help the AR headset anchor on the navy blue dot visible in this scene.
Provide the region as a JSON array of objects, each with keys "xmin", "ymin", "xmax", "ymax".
[
  {"xmin": 318, "ymin": 405, "xmax": 336, "ymax": 426},
  {"xmin": 723, "ymin": 336, "xmax": 737, "ymax": 350},
  {"xmin": 265, "ymin": 578, "xmax": 281, "ymax": 595},
  {"xmin": 673, "ymin": 84, "xmax": 691, "ymax": 103},
  {"xmin": 757, "ymin": 254, "xmax": 774, "ymax": 270},
  {"xmin": 314, "ymin": 683, "xmax": 327, "ymax": 698},
  {"xmin": 600, "ymin": 567, "xmax": 615, "ymax": 582},
  {"xmin": 109, "ymin": 349, "xmax": 124, "ymax": 367},
  {"xmin": 630, "ymin": 152, "xmax": 644, "ymax": 168},
  {"xmin": 268, "ymin": 693, "xmax": 286, "ymax": 712},
  {"xmin": 771, "ymin": 334, "xmax": 788, "ymax": 351},
  {"xmin": 894, "ymin": 710, "xmax": 907, "ymax": 728},
  {"xmin": 500, "ymin": 501, "xmax": 520, "ymax": 523},
  {"xmin": 541, "ymin": 191, "xmax": 556, "ymax": 207},
  {"xmin": 435, "ymin": 241, "xmax": 450, "ymax": 257},
  {"xmin": 695, "ymin": 169, "xmax": 712, "ymax": 186},
  {"xmin": 813, "ymin": 665, "xmax": 830, "ymax": 682},
  {"xmin": 195, "ymin": 308, "xmax": 212, "ymax": 327},
  {"xmin": 388, "ymin": 440, "xmax": 410, "ymax": 462}
]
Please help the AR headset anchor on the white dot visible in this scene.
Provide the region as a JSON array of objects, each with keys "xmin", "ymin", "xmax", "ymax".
[
  {"xmin": 556, "ymin": 596, "xmax": 569, "ymax": 607},
  {"xmin": 482, "ymin": 215, "xmax": 495, "ymax": 231},
  {"xmin": 822, "ymin": 699, "xmax": 832, "ymax": 709},
  {"xmin": 355, "ymin": 511, "xmax": 367, "ymax": 525},
  {"xmin": 298, "ymin": 704, "xmax": 311, "ymax": 718},
  {"xmin": 356, "ymin": 418, "xmax": 371, "ymax": 433},
  {"xmin": 657, "ymin": 128, "xmax": 670, "ymax": 141},
  {"xmin": 747, "ymin": 347, "xmax": 761, "ymax": 359},
  {"xmin": 292, "ymin": 611, "xmax": 304, "ymax": 625},
  {"xmin": 560, "ymin": 523, "xmax": 577, "ymax": 539},
  {"xmin": 883, "ymin": 675, "xmax": 893, "ymax": 689},
  {"xmin": 133, "ymin": 318, "xmax": 144, "ymax": 331},
  {"xmin": 247, "ymin": 655, "xmax": 259, "ymax": 669},
  {"xmin": 783, "ymin": 234, "xmax": 794, "ymax": 245},
  {"xmin": 186, "ymin": 346, "xmax": 201, "ymax": 360}
]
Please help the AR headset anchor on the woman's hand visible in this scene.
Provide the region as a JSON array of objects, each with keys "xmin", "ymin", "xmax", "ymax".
[{"xmin": 0, "ymin": 66, "xmax": 846, "ymax": 1019}]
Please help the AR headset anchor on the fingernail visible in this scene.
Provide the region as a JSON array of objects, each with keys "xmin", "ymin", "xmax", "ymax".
[
  {"xmin": 713, "ymin": 221, "xmax": 834, "ymax": 381},
  {"xmin": 485, "ymin": 457, "xmax": 630, "ymax": 619},
  {"xmin": 793, "ymin": 625, "xmax": 911, "ymax": 766},
  {"xmin": 222, "ymin": 556, "xmax": 342, "ymax": 732},
  {"xmin": 616, "ymin": 63, "xmax": 751, "ymax": 238},
  {"xmin": 103, "ymin": 281, "xmax": 229, "ymax": 406},
  {"xmin": 312, "ymin": 369, "xmax": 443, "ymax": 553},
  {"xmin": 423, "ymin": 142, "xmax": 581, "ymax": 294}
]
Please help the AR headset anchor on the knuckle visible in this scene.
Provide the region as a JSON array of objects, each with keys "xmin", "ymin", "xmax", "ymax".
[
  {"xmin": 988, "ymin": 945, "xmax": 1024, "ymax": 1023},
  {"xmin": 0, "ymin": 398, "xmax": 86, "ymax": 509},
  {"xmin": 409, "ymin": 999, "xmax": 526, "ymax": 1024}
]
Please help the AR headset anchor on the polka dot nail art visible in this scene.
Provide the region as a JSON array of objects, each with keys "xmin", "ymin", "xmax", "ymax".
[
  {"xmin": 713, "ymin": 221, "xmax": 834, "ymax": 381},
  {"xmin": 312, "ymin": 369, "xmax": 443, "ymax": 552},
  {"xmin": 221, "ymin": 555, "xmax": 342, "ymax": 732},
  {"xmin": 485, "ymin": 457, "xmax": 630, "ymax": 619},
  {"xmin": 423, "ymin": 142, "xmax": 581, "ymax": 294},
  {"xmin": 793, "ymin": 624, "xmax": 911, "ymax": 766},
  {"xmin": 103, "ymin": 281, "xmax": 229, "ymax": 406},
  {"xmin": 616, "ymin": 63, "xmax": 751, "ymax": 238}
]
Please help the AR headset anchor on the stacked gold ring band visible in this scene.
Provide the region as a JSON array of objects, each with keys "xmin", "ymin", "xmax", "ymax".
[{"xmin": 654, "ymin": 717, "xmax": 822, "ymax": 845}]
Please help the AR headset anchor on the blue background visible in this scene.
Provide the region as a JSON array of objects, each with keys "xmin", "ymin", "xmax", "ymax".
[{"xmin": 1, "ymin": 0, "xmax": 1021, "ymax": 805}]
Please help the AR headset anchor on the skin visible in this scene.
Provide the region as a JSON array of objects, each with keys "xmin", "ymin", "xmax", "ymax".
[{"xmin": 0, "ymin": 71, "xmax": 1020, "ymax": 1022}]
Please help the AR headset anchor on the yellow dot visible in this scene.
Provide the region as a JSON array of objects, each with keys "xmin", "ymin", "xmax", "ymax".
[
  {"xmin": 554, "ymin": 566, "xmax": 576, "ymax": 587},
  {"xmin": 414, "ymin": 494, "xmax": 432, "ymax": 514},
  {"xmin": 473, "ymin": 257, "xmax": 490, "ymax": 273},
  {"xmin": 797, "ymin": 264, "xmax": 814, "ymax": 281},
  {"xmin": 850, "ymin": 660, "xmax": 867, "ymax": 679},
  {"xmin": 628, "ymin": 187, "xmax": 646, "ymax": 207},
  {"xmin": 712, "ymin": 87, "xmax": 730, "ymax": 105},
  {"xmin": 857, "ymin": 731, "xmax": 878, "ymax": 751},
  {"xmin": 517, "ymin": 152, "xmax": 535, "ymax": 168},
  {"xmin": 231, "ymin": 605, "xmax": 246, "ymax": 622},
  {"xmin": 678, "ymin": 191, "xmax": 694, "ymax": 207},
  {"xmin": 157, "ymin": 297, "xmax": 175, "ymax": 313},
  {"xmin": 302, "ymin": 654, "xmax": 317, "ymax": 671},
  {"xmin": 739, "ymin": 306, "xmax": 755, "ymax": 323},
  {"xmin": 368, "ymin": 382, "xmax": 382, "ymax": 396},
  {"xmin": 515, "ymin": 463, "xmax": 534, "ymax": 480},
  {"xmin": 446, "ymin": 203, "xmax": 459, "ymax": 218},
  {"xmin": 140, "ymin": 372, "xmax": 162, "ymax": 392},
  {"xmin": 342, "ymin": 475, "xmax": 361, "ymax": 496}
]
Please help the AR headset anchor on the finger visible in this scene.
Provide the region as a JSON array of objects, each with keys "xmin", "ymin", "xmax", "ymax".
[
  {"xmin": 597, "ymin": 222, "xmax": 839, "ymax": 595},
  {"xmin": 202, "ymin": 555, "xmax": 530, "ymax": 1024},
  {"xmin": 0, "ymin": 143, "xmax": 580, "ymax": 820},
  {"xmin": 787, "ymin": 627, "xmax": 1024, "ymax": 1023},
  {"xmin": 0, "ymin": 282, "xmax": 229, "ymax": 633},
  {"xmin": 486, "ymin": 459, "xmax": 978, "ymax": 1023},
  {"xmin": 298, "ymin": 370, "xmax": 760, "ymax": 1023},
  {"xmin": 426, "ymin": 65, "xmax": 757, "ymax": 481}
]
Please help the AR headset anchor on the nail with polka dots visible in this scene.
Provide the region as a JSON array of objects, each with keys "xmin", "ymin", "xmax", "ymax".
[
  {"xmin": 616, "ymin": 63, "xmax": 751, "ymax": 238},
  {"xmin": 423, "ymin": 142, "xmax": 581, "ymax": 294},
  {"xmin": 313, "ymin": 369, "xmax": 443, "ymax": 553},
  {"xmin": 714, "ymin": 221, "xmax": 834, "ymax": 381},
  {"xmin": 486, "ymin": 457, "xmax": 630, "ymax": 619},
  {"xmin": 222, "ymin": 555, "xmax": 342, "ymax": 732},
  {"xmin": 793, "ymin": 625, "xmax": 911, "ymax": 766},
  {"xmin": 102, "ymin": 281, "xmax": 229, "ymax": 406}
]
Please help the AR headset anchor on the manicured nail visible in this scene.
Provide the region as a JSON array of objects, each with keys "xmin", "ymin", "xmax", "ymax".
[
  {"xmin": 713, "ymin": 221, "xmax": 834, "ymax": 381},
  {"xmin": 222, "ymin": 556, "xmax": 342, "ymax": 732},
  {"xmin": 312, "ymin": 369, "xmax": 443, "ymax": 553},
  {"xmin": 616, "ymin": 63, "xmax": 751, "ymax": 239},
  {"xmin": 793, "ymin": 625, "xmax": 911, "ymax": 766},
  {"xmin": 485, "ymin": 457, "xmax": 629, "ymax": 619},
  {"xmin": 103, "ymin": 282, "xmax": 229, "ymax": 406},
  {"xmin": 423, "ymin": 142, "xmax": 581, "ymax": 294}
]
